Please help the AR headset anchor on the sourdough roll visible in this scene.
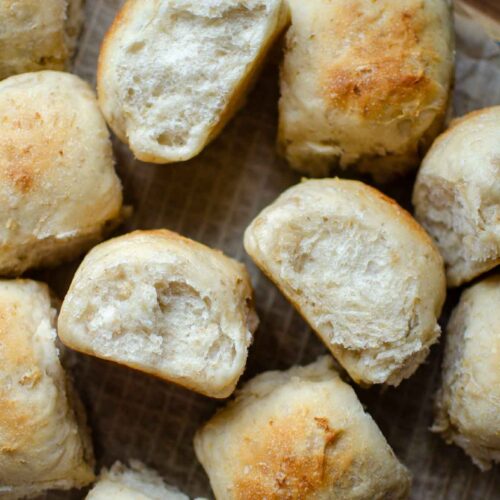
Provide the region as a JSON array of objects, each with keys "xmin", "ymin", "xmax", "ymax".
[
  {"xmin": 413, "ymin": 107, "xmax": 500, "ymax": 287},
  {"xmin": 0, "ymin": 279, "xmax": 95, "ymax": 499},
  {"xmin": 0, "ymin": 71, "xmax": 123, "ymax": 276},
  {"xmin": 58, "ymin": 230, "xmax": 258, "ymax": 398},
  {"xmin": 244, "ymin": 178, "xmax": 446, "ymax": 386},
  {"xmin": 195, "ymin": 356, "xmax": 411, "ymax": 499},
  {"xmin": 433, "ymin": 275, "xmax": 500, "ymax": 470},
  {"xmin": 87, "ymin": 460, "xmax": 190, "ymax": 500},
  {"xmin": 98, "ymin": 0, "xmax": 289, "ymax": 163},
  {"xmin": 0, "ymin": 0, "xmax": 84, "ymax": 79},
  {"xmin": 279, "ymin": 0, "xmax": 454, "ymax": 181}
]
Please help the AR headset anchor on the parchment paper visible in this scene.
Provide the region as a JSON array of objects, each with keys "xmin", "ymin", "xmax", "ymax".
[{"xmin": 34, "ymin": 1, "xmax": 500, "ymax": 498}]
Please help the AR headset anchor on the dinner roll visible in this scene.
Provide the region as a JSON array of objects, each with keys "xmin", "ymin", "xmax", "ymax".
[
  {"xmin": 0, "ymin": 279, "xmax": 95, "ymax": 499},
  {"xmin": 87, "ymin": 460, "xmax": 190, "ymax": 500},
  {"xmin": 0, "ymin": 0, "xmax": 83, "ymax": 79},
  {"xmin": 58, "ymin": 230, "xmax": 258, "ymax": 398},
  {"xmin": 413, "ymin": 107, "xmax": 500, "ymax": 287},
  {"xmin": 194, "ymin": 356, "xmax": 411, "ymax": 499},
  {"xmin": 0, "ymin": 71, "xmax": 123, "ymax": 276},
  {"xmin": 244, "ymin": 178, "xmax": 446, "ymax": 386},
  {"xmin": 279, "ymin": 0, "xmax": 454, "ymax": 181},
  {"xmin": 433, "ymin": 275, "xmax": 500, "ymax": 470},
  {"xmin": 97, "ymin": 0, "xmax": 289, "ymax": 164}
]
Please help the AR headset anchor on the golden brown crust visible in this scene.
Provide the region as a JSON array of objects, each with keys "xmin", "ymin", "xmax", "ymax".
[
  {"xmin": 323, "ymin": 3, "xmax": 441, "ymax": 122},
  {"xmin": 0, "ymin": 302, "xmax": 43, "ymax": 455},
  {"xmin": 0, "ymin": 279, "xmax": 95, "ymax": 496},
  {"xmin": 0, "ymin": 71, "xmax": 123, "ymax": 276},
  {"xmin": 96, "ymin": 0, "xmax": 131, "ymax": 135},
  {"xmin": 195, "ymin": 357, "xmax": 411, "ymax": 499},
  {"xmin": 0, "ymin": 102, "xmax": 72, "ymax": 194},
  {"xmin": 97, "ymin": 0, "xmax": 132, "ymax": 72},
  {"xmin": 279, "ymin": 0, "xmax": 454, "ymax": 181},
  {"xmin": 233, "ymin": 411, "xmax": 348, "ymax": 499}
]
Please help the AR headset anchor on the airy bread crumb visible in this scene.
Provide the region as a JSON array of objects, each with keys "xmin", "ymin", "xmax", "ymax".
[
  {"xmin": 58, "ymin": 230, "xmax": 258, "ymax": 398},
  {"xmin": 245, "ymin": 178, "xmax": 446, "ymax": 386},
  {"xmin": 413, "ymin": 106, "xmax": 500, "ymax": 287},
  {"xmin": 87, "ymin": 460, "xmax": 191, "ymax": 500},
  {"xmin": 98, "ymin": 0, "xmax": 289, "ymax": 163}
]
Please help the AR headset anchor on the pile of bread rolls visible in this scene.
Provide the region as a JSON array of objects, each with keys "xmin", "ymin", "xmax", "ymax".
[{"xmin": 0, "ymin": 0, "xmax": 498, "ymax": 499}]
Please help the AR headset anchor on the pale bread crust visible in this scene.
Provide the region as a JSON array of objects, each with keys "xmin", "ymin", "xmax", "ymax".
[
  {"xmin": 433, "ymin": 275, "xmax": 500, "ymax": 470},
  {"xmin": 0, "ymin": 279, "xmax": 95, "ymax": 499},
  {"xmin": 244, "ymin": 178, "xmax": 446, "ymax": 386},
  {"xmin": 279, "ymin": 0, "xmax": 454, "ymax": 182},
  {"xmin": 58, "ymin": 230, "xmax": 258, "ymax": 398},
  {"xmin": 0, "ymin": 0, "xmax": 84, "ymax": 79},
  {"xmin": 413, "ymin": 106, "xmax": 500, "ymax": 287},
  {"xmin": 0, "ymin": 71, "xmax": 123, "ymax": 276},
  {"xmin": 194, "ymin": 356, "xmax": 411, "ymax": 499},
  {"xmin": 97, "ymin": 0, "xmax": 289, "ymax": 163}
]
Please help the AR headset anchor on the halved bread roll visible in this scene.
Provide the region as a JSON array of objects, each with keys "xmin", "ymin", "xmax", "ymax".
[
  {"xmin": 279, "ymin": 0, "xmax": 454, "ymax": 182},
  {"xmin": 194, "ymin": 356, "xmax": 411, "ymax": 499},
  {"xmin": 58, "ymin": 230, "xmax": 258, "ymax": 398},
  {"xmin": 87, "ymin": 460, "xmax": 190, "ymax": 500},
  {"xmin": 0, "ymin": 71, "xmax": 123, "ymax": 276},
  {"xmin": 0, "ymin": 279, "xmax": 95, "ymax": 499},
  {"xmin": 244, "ymin": 178, "xmax": 446, "ymax": 386},
  {"xmin": 432, "ymin": 275, "xmax": 500, "ymax": 470},
  {"xmin": 97, "ymin": 0, "xmax": 289, "ymax": 163},
  {"xmin": 413, "ymin": 106, "xmax": 500, "ymax": 287},
  {"xmin": 0, "ymin": 0, "xmax": 83, "ymax": 79}
]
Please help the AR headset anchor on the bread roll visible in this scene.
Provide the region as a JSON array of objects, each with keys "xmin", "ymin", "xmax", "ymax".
[
  {"xmin": 194, "ymin": 356, "xmax": 411, "ymax": 499},
  {"xmin": 244, "ymin": 178, "xmax": 446, "ymax": 386},
  {"xmin": 0, "ymin": 71, "xmax": 123, "ymax": 276},
  {"xmin": 0, "ymin": 0, "xmax": 83, "ymax": 80},
  {"xmin": 413, "ymin": 107, "xmax": 500, "ymax": 287},
  {"xmin": 58, "ymin": 230, "xmax": 258, "ymax": 398},
  {"xmin": 97, "ymin": 0, "xmax": 289, "ymax": 164},
  {"xmin": 87, "ymin": 460, "xmax": 190, "ymax": 500},
  {"xmin": 279, "ymin": 0, "xmax": 454, "ymax": 181},
  {"xmin": 433, "ymin": 275, "xmax": 500, "ymax": 470},
  {"xmin": 0, "ymin": 279, "xmax": 95, "ymax": 499}
]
